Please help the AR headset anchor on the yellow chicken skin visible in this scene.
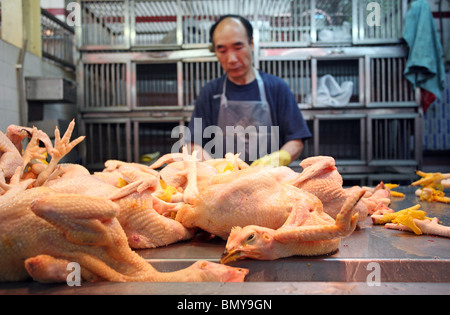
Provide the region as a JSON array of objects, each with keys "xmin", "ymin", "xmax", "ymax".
[
  {"xmin": 411, "ymin": 171, "xmax": 450, "ymax": 203},
  {"xmin": 372, "ymin": 205, "xmax": 430, "ymax": 235},
  {"xmin": 384, "ymin": 183, "xmax": 405, "ymax": 198},
  {"xmin": 416, "ymin": 187, "xmax": 450, "ymax": 203},
  {"xmin": 372, "ymin": 204, "xmax": 450, "ymax": 237},
  {"xmin": 155, "ymin": 179, "xmax": 178, "ymax": 202}
]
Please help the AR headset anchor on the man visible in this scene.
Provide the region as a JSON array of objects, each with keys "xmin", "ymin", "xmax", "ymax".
[{"xmin": 187, "ymin": 14, "xmax": 311, "ymax": 166}]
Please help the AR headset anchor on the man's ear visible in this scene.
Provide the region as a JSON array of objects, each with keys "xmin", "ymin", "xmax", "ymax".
[{"xmin": 209, "ymin": 43, "xmax": 214, "ymax": 53}]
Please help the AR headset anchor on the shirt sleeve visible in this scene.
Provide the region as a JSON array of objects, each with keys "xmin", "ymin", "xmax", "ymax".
[{"xmin": 279, "ymin": 83, "xmax": 312, "ymax": 143}]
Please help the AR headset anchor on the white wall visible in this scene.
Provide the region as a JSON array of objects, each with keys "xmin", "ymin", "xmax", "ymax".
[
  {"xmin": 0, "ymin": 40, "xmax": 20, "ymax": 131},
  {"xmin": 0, "ymin": 39, "xmax": 75, "ymax": 132}
]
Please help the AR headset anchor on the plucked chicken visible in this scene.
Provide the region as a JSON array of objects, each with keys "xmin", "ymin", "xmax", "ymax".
[
  {"xmin": 0, "ymin": 187, "xmax": 247, "ymax": 282},
  {"xmin": 221, "ymin": 189, "xmax": 364, "ymax": 262},
  {"xmin": 44, "ymin": 171, "xmax": 194, "ymax": 249},
  {"xmin": 292, "ymin": 156, "xmax": 392, "ymax": 220},
  {"xmin": 174, "ymin": 161, "xmax": 362, "ymax": 247},
  {"xmin": 175, "ymin": 166, "xmax": 297, "ymax": 239},
  {"xmin": 0, "ymin": 122, "xmax": 248, "ymax": 283}
]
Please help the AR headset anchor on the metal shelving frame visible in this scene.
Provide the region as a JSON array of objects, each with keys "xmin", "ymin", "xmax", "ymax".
[{"xmin": 76, "ymin": 0, "xmax": 421, "ymax": 183}]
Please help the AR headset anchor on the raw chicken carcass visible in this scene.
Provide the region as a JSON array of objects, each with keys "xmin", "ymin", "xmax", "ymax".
[
  {"xmin": 0, "ymin": 130, "xmax": 23, "ymax": 180},
  {"xmin": 175, "ymin": 165, "xmax": 344, "ymax": 240},
  {"xmin": 44, "ymin": 169, "xmax": 194, "ymax": 249},
  {"xmin": 113, "ymin": 190, "xmax": 195, "ymax": 248},
  {"xmin": 1, "ymin": 124, "xmax": 51, "ymax": 182},
  {"xmin": 292, "ymin": 156, "xmax": 392, "ymax": 220},
  {"xmin": 151, "ymin": 149, "xmax": 250, "ymax": 203},
  {"xmin": 1, "ymin": 126, "xmax": 55, "ymax": 204},
  {"xmin": 2, "ymin": 120, "xmax": 194, "ymax": 250},
  {"xmin": 221, "ymin": 189, "xmax": 364, "ymax": 262},
  {"xmin": 5, "ymin": 124, "xmax": 53, "ymax": 153},
  {"xmin": 0, "ymin": 187, "xmax": 248, "ymax": 283}
]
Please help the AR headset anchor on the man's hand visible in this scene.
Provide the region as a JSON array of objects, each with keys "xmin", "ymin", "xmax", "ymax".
[{"xmin": 250, "ymin": 150, "xmax": 291, "ymax": 167}]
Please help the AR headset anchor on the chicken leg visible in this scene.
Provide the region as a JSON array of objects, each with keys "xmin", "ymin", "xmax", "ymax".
[{"xmin": 34, "ymin": 120, "xmax": 85, "ymax": 187}]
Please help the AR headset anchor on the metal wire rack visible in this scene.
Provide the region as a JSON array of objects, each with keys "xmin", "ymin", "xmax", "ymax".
[
  {"xmin": 132, "ymin": 120, "xmax": 182, "ymax": 162},
  {"xmin": 82, "ymin": 62, "xmax": 128, "ymax": 110},
  {"xmin": 79, "ymin": 0, "xmax": 129, "ymax": 48},
  {"xmin": 81, "ymin": 118, "xmax": 132, "ymax": 170},
  {"xmin": 136, "ymin": 63, "xmax": 178, "ymax": 107},
  {"xmin": 76, "ymin": 0, "xmax": 421, "ymax": 181},
  {"xmin": 41, "ymin": 8, "xmax": 76, "ymax": 69},
  {"xmin": 76, "ymin": 0, "xmax": 408, "ymax": 49}
]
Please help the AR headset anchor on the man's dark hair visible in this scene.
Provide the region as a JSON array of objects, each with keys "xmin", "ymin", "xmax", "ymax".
[{"xmin": 209, "ymin": 14, "xmax": 253, "ymax": 46}]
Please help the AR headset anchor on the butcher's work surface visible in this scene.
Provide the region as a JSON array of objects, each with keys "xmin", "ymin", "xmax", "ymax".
[
  {"xmin": 139, "ymin": 187, "xmax": 450, "ymax": 282},
  {"xmin": 1, "ymin": 187, "xmax": 449, "ymax": 294}
]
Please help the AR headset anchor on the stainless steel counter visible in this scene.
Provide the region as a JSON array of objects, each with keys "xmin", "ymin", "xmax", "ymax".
[{"xmin": 1, "ymin": 187, "xmax": 449, "ymax": 295}]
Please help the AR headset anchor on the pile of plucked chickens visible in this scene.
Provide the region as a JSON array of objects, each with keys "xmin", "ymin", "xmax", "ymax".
[{"xmin": 0, "ymin": 121, "xmax": 439, "ymax": 284}]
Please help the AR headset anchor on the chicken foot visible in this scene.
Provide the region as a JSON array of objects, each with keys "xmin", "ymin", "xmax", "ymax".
[
  {"xmin": 149, "ymin": 152, "xmax": 184, "ymax": 169},
  {"xmin": 20, "ymin": 127, "xmax": 48, "ymax": 171},
  {"xmin": 34, "ymin": 120, "xmax": 85, "ymax": 187},
  {"xmin": 384, "ymin": 217, "xmax": 450, "ymax": 238}
]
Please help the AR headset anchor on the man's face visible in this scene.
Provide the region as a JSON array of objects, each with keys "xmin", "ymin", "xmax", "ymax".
[{"xmin": 212, "ymin": 18, "xmax": 254, "ymax": 85}]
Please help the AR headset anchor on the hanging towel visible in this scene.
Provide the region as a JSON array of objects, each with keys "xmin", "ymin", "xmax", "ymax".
[
  {"xmin": 315, "ymin": 74, "xmax": 353, "ymax": 106},
  {"xmin": 402, "ymin": 0, "xmax": 445, "ymax": 111}
]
